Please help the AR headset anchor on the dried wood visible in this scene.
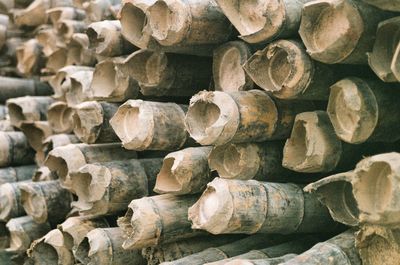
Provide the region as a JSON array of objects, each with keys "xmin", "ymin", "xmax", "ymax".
[
  {"xmin": 16, "ymin": 38, "xmax": 45, "ymax": 76},
  {"xmin": 0, "ymin": 132, "xmax": 35, "ymax": 167},
  {"xmin": 47, "ymin": 102, "xmax": 75, "ymax": 134},
  {"xmin": 362, "ymin": 0, "xmax": 400, "ymax": 11},
  {"xmin": 0, "ymin": 165, "xmax": 36, "ymax": 185},
  {"xmin": 0, "ymin": 181, "xmax": 30, "ymax": 222}
]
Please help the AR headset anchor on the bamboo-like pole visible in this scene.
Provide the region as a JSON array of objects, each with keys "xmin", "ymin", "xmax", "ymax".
[
  {"xmin": 12, "ymin": 0, "xmax": 50, "ymax": 27},
  {"xmin": 16, "ymin": 38, "xmax": 45, "ymax": 76},
  {"xmin": 0, "ymin": 181, "xmax": 29, "ymax": 222},
  {"xmin": 65, "ymin": 68, "xmax": 94, "ymax": 107},
  {"xmin": 0, "ymin": 77, "xmax": 51, "ymax": 103},
  {"xmin": 45, "ymin": 48, "xmax": 68, "ymax": 74},
  {"xmin": 35, "ymin": 26, "xmax": 65, "ymax": 57},
  {"xmin": 83, "ymin": 0, "xmax": 120, "ymax": 22},
  {"xmin": 66, "ymin": 33, "xmax": 97, "ymax": 67},
  {"xmin": 47, "ymin": 102, "xmax": 75, "ymax": 134},
  {"xmin": 189, "ymin": 178, "xmax": 336, "ymax": 234},
  {"xmin": 0, "ymin": 132, "xmax": 35, "ymax": 167},
  {"xmin": 0, "ymin": 165, "xmax": 36, "ymax": 185}
]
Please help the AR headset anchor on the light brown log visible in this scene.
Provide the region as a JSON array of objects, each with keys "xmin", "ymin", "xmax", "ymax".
[
  {"xmin": 223, "ymin": 255, "xmax": 297, "ymax": 265},
  {"xmin": 122, "ymin": 50, "xmax": 212, "ymax": 97},
  {"xmin": 6, "ymin": 216, "xmax": 51, "ymax": 251},
  {"xmin": 20, "ymin": 121, "xmax": 53, "ymax": 152},
  {"xmin": 0, "ymin": 165, "xmax": 36, "ymax": 185},
  {"xmin": 90, "ymin": 56, "xmax": 140, "ymax": 102},
  {"xmin": 213, "ymin": 41, "xmax": 254, "ymax": 92},
  {"xmin": 110, "ymin": 100, "xmax": 188, "ymax": 150},
  {"xmin": 299, "ymin": 0, "xmax": 393, "ymax": 64},
  {"xmin": 70, "ymin": 158, "xmax": 162, "ymax": 216},
  {"xmin": 0, "ymin": 105, "xmax": 7, "ymax": 120},
  {"xmin": 6, "ymin": 96, "xmax": 54, "ymax": 128},
  {"xmin": 0, "ymin": 120, "xmax": 14, "ymax": 132},
  {"xmin": 47, "ymin": 102, "xmax": 75, "ymax": 134},
  {"xmin": 16, "ymin": 39, "xmax": 45, "ymax": 76},
  {"xmin": 83, "ymin": 0, "xmax": 120, "ymax": 22},
  {"xmin": 32, "ymin": 166, "xmax": 58, "ymax": 182},
  {"xmin": 185, "ymin": 90, "xmax": 312, "ymax": 146},
  {"xmin": 0, "ymin": 37, "xmax": 26, "ymax": 68},
  {"xmin": 279, "ymin": 230, "xmax": 361, "ymax": 265},
  {"xmin": 12, "ymin": 0, "xmax": 50, "ymax": 27},
  {"xmin": 154, "ymin": 146, "xmax": 212, "ymax": 195},
  {"xmin": 65, "ymin": 68, "xmax": 94, "ymax": 107},
  {"xmin": 327, "ymin": 77, "xmax": 400, "ymax": 144},
  {"xmin": 362, "ymin": 0, "xmax": 400, "ymax": 11},
  {"xmin": 57, "ymin": 19, "xmax": 87, "ymax": 42},
  {"xmin": 43, "ymin": 134, "xmax": 80, "ymax": 158},
  {"xmin": 35, "ymin": 27, "xmax": 66, "ymax": 57},
  {"xmin": 117, "ymin": 194, "xmax": 203, "ymax": 249},
  {"xmin": 73, "ymin": 101, "xmax": 119, "ymax": 144},
  {"xmin": 189, "ymin": 178, "xmax": 336, "ymax": 234},
  {"xmin": 368, "ymin": 17, "xmax": 400, "ymax": 82},
  {"xmin": 20, "ymin": 180, "xmax": 73, "ymax": 224},
  {"xmin": 45, "ymin": 48, "xmax": 68, "ymax": 74},
  {"xmin": 66, "ymin": 33, "xmax": 97, "ymax": 67},
  {"xmin": 0, "ymin": 181, "xmax": 30, "ymax": 222},
  {"xmin": 0, "ymin": 132, "xmax": 35, "ymax": 167},
  {"xmin": 75, "ymin": 227, "xmax": 145, "ymax": 265},
  {"xmin": 44, "ymin": 143, "xmax": 137, "ymax": 190},
  {"xmin": 87, "ymin": 20, "xmax": 136, "ymax": 57},
  {"xmin": 47, "ymin": 7, "xmax": 86, "ymax": 27},
  {"xmin": 243, "ymin": 39, "xmax": 335, "ymax": 100},
  {"xmin": 0, "ymin": 77, "xmax": 51, "ymax": 104}
]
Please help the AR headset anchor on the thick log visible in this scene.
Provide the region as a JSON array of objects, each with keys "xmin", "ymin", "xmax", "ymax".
[
  {"xmin": 20, "ymin": 180, "xmax": 73, "ymax": 224},
  {"xmin": 327, "ymin": 77, "xmax": 400, "ymax": 144},
  {"xmin": 47, "ymin": 102, "xmax": 75, "ymax": 136},
  {"xmin": 6, "ymin": 96, "xmax": 54, "ymax": 128},
  {"xmin": 243, "ymin": 40, "xmax": 335, "ymax": 100},
  {"xmin": 75, "ymin": 227, "xmax": 145, "ymax": 265},
  {"xmin": 6, "ymin": 216, "xmax": 51, "ymax": 251},
  {"xmin": 45, "ymin": 48, "xmax": 68, "ymax": 74},
  {"xmin": 117, "ymin": 194, "xmax": 203, "ymax": 249},
  {"xmin": 154, "ymin": 146, "xmax": 213, "ymax": 195},
  {"xmin": 47, "ymin": 7, "xmax": 86, "ymax": 27},
  {"xmin": 44, "ymin": 143, "xmax": 137, "ymax": 190},
  {"xmin": 12, "ymin": 0, "xmax": 50, "ymax": 27},
  {"xmin": 213, "ymin": 41, "xmax": 254, "ymax": 92},
  {"xmin": 32, "ymin": 166, "xmax": 58, "ymax": 182},
  {"xmin": 0, "ymin": 105, "xmax": 6, "ymax": 120},
  {"xmin": 83, "ymin": 0, "xmax": 120, "ymax": 22},
  {"xmin": 16, "ymin": 38, "xmax": 45, "ymax": 76},
  {"xmin": 362, "ymin": 0, "xmax": 400, "ymax": 11},
  {"xmin": 70, "ymin": 158, "xmax": 162, "ymax": 216},
  {"xmin": 279, "ymin": 230, "xmax": 361, "ymax": 265},
  {"xmin": 189, "ymin": 178, "xmax": 336, "ymax": 234},
  {"xmin": 299, "ymin": 0, "xmax": 393, "ymax": 64},
  {"xmin": 35, "ymin": 27, "xmax": 66, "ymax": 57},
  {"xmin": 90, "ymin": 56, "xmax": 140, "ymax": 102},
  {"xmin": 368, "ymin": 17, "xmax": 400, "ymax": 82},
  {"xmin": 0, "ymin": 181, "xmax": 30, "ymax": 222},
  {"xmin": 87, "ymin": 20, "xmax": 136, "ymax": 57},
  {"xmin": 0, "ymin": 132, "xmax": 35, "ymax": 167},
  {"xmin": 122, "ymin": 50, "xmax": 212, "ymax": 97},
  {"xmin": 65, "ymin": 68, "xmax": 94, "ymax": 107},
  {"xmin": 66, "ymin": 33, "xmax": 97, "ymax": 67},
  {"xmin": 0, "ymin": 165, "xmax": 36, "ymax": 185},
  {"xmin": 185, "ymin": 90, "xmax": 312, "ymax": 146},
  {"xmin": 0, "ymin": 222, "xmax": 8, "ymax": 248},
  {"xmin": 110, "ymin": 100, "xmax": 188, "ymax": 150},
  {"xmin": 43, "ymin": 134, "xmax": 80, "ymax": 158},
  {"xmin": 20, "ymin": 121, "xmax": 53, "ymax": 152},
  {"xmin": 73, "ymin": 101, "xmax": 119, "ymax": 144},
  {"xmin": 57, "ymin": 19, "xmax": 87, "ymax": 42}
]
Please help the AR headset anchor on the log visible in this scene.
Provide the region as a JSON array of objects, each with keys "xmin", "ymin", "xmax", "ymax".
[
  {"xmin": 20, "ymin": 180, "xmax": 73, "ymax": 224},
  {"xmin": 70, "ymin": 158, "xmax": 162, "ymax": 216},
  {"xmin": 154, "ymin": 146, "xmax": 213, "ymax": 195},
  {"xmin": 73, "ymin": 101, "xmax": 119, "ymax": 144},
  {"xmin": 327, "ymin": 77, "xmax": 400, "ymax": 143},
  {"xmin": 189, "ymin": 178, "xmax": 336, "ymax": 234},
  {"xmin": 224, "ymin": 255, "xmax": 297, "ymax": 265},
  {"xmin": 12, "ymin": 0, "xmax": 50, "ymax": 27},
  {"xmin": 0, "ymin": 165, "xmax": 36, "ymax": 185},
  {"xmin": 362, "ymin": 0, "xmax": 400, "ymax": 11},
  {"xmin": 44, "ymin": 143, "xmax": 137, "ymax": 190},
  {"xmin": 215, "ymin": 0, "xmax": 311, "ymax": 44},
  {"xmin": 0, "ymin": 181, "xmax": 30, "ymax": 222},
  {"xmin": 122, "ymin": 50, "xmax": 212, "ymax": 97},
  {"xmin": 86, "ymin": 20, "xmax": 136, "ymax": 57},
  {"xmin": 243, "ymin": 39, "xmax": 335, "ymax": 100},
  {"xmin": 117, "ymin": 194, "xmax": 203, "ymax": 249},
  {"xmin": 57, "ymin": 19, "xmax": 87, "ymax": 42},
  {"xmin": 213, "ymin": 41, "xmax": 254, "ymax": 92},
  {"xmin": 65, "ymin": 68, "xmax": 94, "ymax": 107},
  {"xmin": 279, "ymin": 230, "xmax": 361, "ymax": 265},
  {"xmin": 0, "ymin": 132, "xmax": 35, "ymax": 167},
  {"xmin": 35, "ymin": 27, "xmax": 66, "ymax": 57},
  {"xmin": 66, "ymin": 33, "xmax": 97, "ymax": 67},
  {"xmin": 75, "ymin": 227, "xmax": 145, "ymax": 265},
  {"xmin": 368, "ymin": 17, "xmax": 400, "ymax": 82},
  {"xmin": 0, "ymin": 249, "xmax": 25, "ymax": 265},
  {"xmin": 90, "ymin": 56, "xmax": 140, "ymax": 102},
  {"xmin": 83, "ymin": 0, "xmax": 120, "ymax": 22},
  {"xmin": 43, "ymin": 134, "xmax": 80, "ymax": 158},
  {"xmin": 47, "ymin": 103, "xmax": 75, "ymax": 135},
  {"xmin": 16, "ymin": 38, "xmax": 45, "ymax": 76},
  {"xmin": 0, "ymin": 120, "xmax": 14, "ymax": 132},
  {"xmin": 110, "ymin": 100, "xmax": 188, "ymax": 150},
  {"xmin": 44, "ymin": 48, "xmax": 68, "ymax": 74},
  {"xmin": 32, "ymin": 166, "xmax": 58, "ymax": 182},
  {"xmin": 299, "ymin": 0, "xmax": 394, "ymax": 64},
  {"xmin": 0, "ymin": 38, "xmax": 26, "ymax": 68},
  {"xmin": 6, "ymin": 216, "xmax": 51, "ymax": 251},
  {"xmin": 47, "ymin": 7, "xmax": 86, "ymax": 27},
  {"xmin": 185, "ymin": 90, "xmax": 312, "ymax": 146},
  {"xmin": 20, "ymin": 121, "xmax": 53, "ymax": 152}
]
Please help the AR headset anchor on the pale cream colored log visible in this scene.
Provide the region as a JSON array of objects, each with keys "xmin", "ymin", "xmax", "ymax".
[
  {"xmin": 0, "ymin": 165, "xmax": 36, "ymax": 185},
  {"xmin": 117, "ymin": 194, "xmax": 202, "ymax": 249},
  {"xmin": 75, "ymin": 227, "xmax": 145, "ymax": 265},
  {"xmin": 43, "ymin": 134, "xmax": 80, "ymax": 158},
  {"xmin": 35, "ymin": 27, "xmax": 66, "ymax": 57},
  {"xmin": 47, "ymin": 102, "xmax": 75, "ymax": 134},
  {"xmin": 45, "ymin": 48, "xmax": 68, "ymax": 74},
  {"xmin": 45, "ymin": 143, "xmax": 136, "ymax": 190},
  {"xmin": 32, "ymin": 166, "xmax": 58, "ymax": 182},
  {"xmin": 189, "ymin": 178, "xmax": 335, "ymax": 234},
  {"xmin": 0, "ymin": 77, "xmax": 52, "ymax": 104},
  {"xmin": 185, "ymin": 90, "xmax": 311, "ymax": 146},
  {"xmin": 362, "ymin": 0, "xmax": 400, "ymax": 11},
  {"xmin": 16, "ymin": 39, "xmax": 45, "ymax": 76},
  {"xmin": 110, "ymin": 100, "xmax": 188, "ymax": 151},
  {"xmin": 0, "ymin": 132, "xmax": 35, "ymax": 167},
  {"xmin": 65, "ymin": 68, "xmax": 94, "ymax": 107},
  {"xmin": 0, "ymin": 120, "xmax": 14, "ymax": 132},
  {"xmin": 0, "ymin": 181, "xmax": 30, "ymax": 222},
  {"xmin": 20, "ymin": 181, "xmax": 72, "ymax": 225},
  {"xmin": 66, "ymin": 33, "xmax": 97, "ymax": 67},
  {"xmin": 57, "ymin": 19, "xmax": 87, "ymax": 42},
  {"xmin": 223, "ymin": 254, "xmax": 297, "ymax": 265},
  {"xmin": 154, "ymin": 147, "xmax": 213, "ymax": 195},
  {"xmin": 83, "ymin": 0, "xmax": 120, "ymax": 22},
  {"xmin": 20, "ymin": 121, "xmax": 53, "ymax": 152},
  {"xmin": 6, "ymin": 96, "xmax": 54, "ymax": 128}
]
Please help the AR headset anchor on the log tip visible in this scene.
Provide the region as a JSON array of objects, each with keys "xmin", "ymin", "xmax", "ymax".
[
  {"xmin": 73, "ymin": 101, "xmax": 103, "ymax": 144},
  {"xmin": 20, "ymin": 183, "xmax": 47, "ymax": 224},
  {"xmin": 154, "ymin": 156, "xmax": 184, "ymax": 194},
  {"xmin": 119, "ymin": 2, "xmax": 151, "ymax": 48}
]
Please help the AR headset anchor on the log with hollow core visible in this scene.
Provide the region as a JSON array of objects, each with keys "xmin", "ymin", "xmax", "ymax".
[
  {"xmin": 16, "ymin": 38, "xmax": 45, "ymax": 76},
  {"xmin": 43, "ymin": 134, "xmax": 80, "ymax": 158},
  {"xmin": 65, "ymin": 69, "xmax": 94, "ymax": 107},
  {"xmin": 0, "ymin": 77, "xmax": 52, "ymax": 104},
  {"xmin": 189, "ymin": 178, "xmax": 336, "ymax": 235},
  {"xmin": 36, "ymin": 26, "xmax": 66, "ymax": 57},
  {"xmin": 362, "ymin": 0, "xmax": 400, "ymax": 11},
  {"xmin": 47, "ymin": 102, "xmax": 75, "ymax": 134},
  {"xmin": 66, "ymin": 33, "xmax": 97, "ymax": 67},
  {"xmin": 20, "ymin": 121, "xmax": 53, "ymax": 152},
  {"xmin": 56, "ymin": 19, "xmax": 87, "ymax": 42},
  {"xmin": 32, "ymin": 166, "xmax": 58, "ymax": 182},
  {"xmin": 0, "ymin": 181, "xmax": 30, "ymax": 222},
  {"xmin": 46, "ymin": 6, "xmax": 86, "ymax": 27},
  {"xmin": 84, "ymin": 0, "xmax": 120, "ymax": 22},
  {"xmin": 12, "ymin": 0, "xmax": 49, "ymax": 27},
  {"xmin": 0, "ymin": 132, "xmax": 35, "ymax": 167}
]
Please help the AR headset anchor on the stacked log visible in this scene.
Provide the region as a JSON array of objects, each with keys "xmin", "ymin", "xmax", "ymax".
[{"xmin": 0, "ymin": 0, "xmax": 398, "ymax": 264}]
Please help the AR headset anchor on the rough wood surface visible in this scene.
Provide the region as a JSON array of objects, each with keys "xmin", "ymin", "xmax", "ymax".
[
  {"xmin": 0, "ymin": 181, "xmax": 30, "ymax": 222},
  {"xmin": 0, "ymin": 165, "xmax": 36, "ymax": 185},
  {"xmin": 0, "ymin": 132, "xmax": 35, "ymax": 167},
  {"xmin": 0, "ymin": 77, "xmax": 52, "ymax": 103},
  {"xmin": 47, "ymin": 102, "xmax": 75, "ymax": 134}
]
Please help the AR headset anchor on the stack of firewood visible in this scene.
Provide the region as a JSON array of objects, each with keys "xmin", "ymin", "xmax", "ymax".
[{"xmin": 0, "ymin": 0, "xmax": 398, "ymax": 264}]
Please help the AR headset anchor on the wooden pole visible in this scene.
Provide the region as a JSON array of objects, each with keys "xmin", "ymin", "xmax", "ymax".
[
  {"xmin": 45, "ymin": 48, "xmax": 68, "ymax": 74},
  {"xmin": 83, "ymin": 0, "xmax": 120, "ymax": 22},
  {"xmin": 0, "ymin": 181, "xmax": 29, "ymax": 222},
  {"xmin": 47, "ymin": 102, "xmax": 75, "ymax": 134},
  {"xmin": 0, "ymin": 77, "xmax": 51, "ymax": 104},
  {"xmin": 0, "ymin": 132, "xmax": 35, "ymax": 167},
  {"xmin": 35, "ymin": 26, "xmax": 65, "ymax": 57},
  {"xmin": 16, "ymin": 38, "xmax": 45, "ymax": 76},
  {"xmin": 65, "ymin": 68, "xmax": 94, "ymax": 107},
  {"xmin": 0, "ymin": 165, "xmax": 36, "ymax": 185}
]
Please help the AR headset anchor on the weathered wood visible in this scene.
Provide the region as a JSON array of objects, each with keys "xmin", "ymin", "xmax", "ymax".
[
  {"xmin": 0, "ymin": 105, "xmax": 7, "ymax": 120},
  {"xmin": 43, "ymin": 134, "xmax": 80, "ymax": 158},
  {"xmin": 0, "ymin": 0, "xmax": 34, "ymax": 11},
  {"xmin": 117, "ymin": 194, "xmax": 203, "ymax": 249},
  {"xmin": 154, "ymin": 146, "xmax": 213, "ymax": 195},
  {"xmin": 66, "ymin": 33, "xmax": 97, "ymax": 67},
  {"xmin": 57, "ymin": 19, "xmax": 87, "ymax": 42},
  {"xmin": 226, "ymin": 255, "xmax": 297, "ymax": 265},
  {"xmin": 70, "ymin": 158, "xmax": 162, "ymax": 216},
  {"xmin": 45, "ymin": 48, "xmax": 68, "ymax": 74},
  {"xmin": 45, "ymin": 143, "xmax": 137, "ymax": 190},
  {"xmin": 185, "ymin": 90, "xmax": 312, "ymax": 146},
  {"xmin": 47, "ymin": 7, "xmax": 86, "ymax": 27},
  {"xmin": 243, "ymin": 39, "xmax": 335, "ymax": 100},
  {"xmin": 0, "ymin": 37, "xmax": 26, "ymax": 68},
  {"xmin": 189, "ymin": 178, "xmax": 336, "ymax": 234},
  {"xmin": 65, "ymin": 68, "xmax": 94, "ymax": 107},
  {"xmin": 73, "ymin": 101, "xmax": 119, "ymax": 144},
  {"xmin": 84, "ymin": 0, "xmax": 120, "ymax": 22},
  {"xmin": 47, "ymin": 102, "xmax": 75, "ymax": 134},
  {"xmin": 0, "ymin": 120, "xmax": 14, "ymax": 132},
  {"xmin": 20, "ymin": 121, "xmax": 53, "ymax": 152},
  {"xmin": 0, "ymin": 166, "xmax": 35, "ymax": 186},
  {"xmin": 75, "ymin": 227, "xmax": 145, "ymax": 265},
  {"xmin": 32, "ymin": 166, "xmax": 58, "ymax": 182},
  {"xmin": 327, "ymin": 78, "xmax": 400, "ymax": 144},
  {"xmin": 110, "ymin": 100, "xmax": 188, "ymax": 150},
  {"xmin": 20, "ymin": 180, "xmax": 73, "ymax": 224},
  {"xmin": 299, "ymin": 0, "xmax": 394, "ymax": 64},
  {"xmin": 122, "ymin": 50, "xmax": 211, "ymax": 97},
  {"xmin": 35, "ymin": 26, "xmax": 66, "ymax": 57},
  {"xmin": 16, "ymin": 38, "xmax": 45, "ymax": 76},
  {"xmin": 213, "ymin": 41, "xmax": 254, "ymax": 92},
  {"xmin": 0, "ymin": 181, "xmax": 30, "ymax": 222},
  {"xmin": 6, "ymin": 216, "xmax": 51, "ymax": 251},
  {"xmin": 0, "ymin": 132, "xmax": 35, "ymax": 167},
  {"xmin": 362, "ymin": 0, "xmax": 400, "ymax": 11},
  {"xmin": 90, "ymin": 56, "xmax": 140, "ymax": 102},
  {"xmin": 12, "ymin": 0, "xmax": 50, "ymax": 27}
]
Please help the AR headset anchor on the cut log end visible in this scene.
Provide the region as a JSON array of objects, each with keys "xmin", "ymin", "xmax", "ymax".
[
  {"xmin": 73, "ymin": 101, "xmax": 103, "ymax": 144},
  {"xmin": 75, "ymin": 236, "xmax": 90, "ymax": 264},
  {"xmin": 20, "ymin": 184, "xmax": 47, "ymax": 224},
  {"xmin": 119, "ymin": 2, "xmax": 151, "ymax": 48}
]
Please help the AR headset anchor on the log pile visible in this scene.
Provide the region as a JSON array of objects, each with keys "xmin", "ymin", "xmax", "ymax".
[{"xmin": 0, "ymin": 0, "xmax": 398, "ymax": 264}]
